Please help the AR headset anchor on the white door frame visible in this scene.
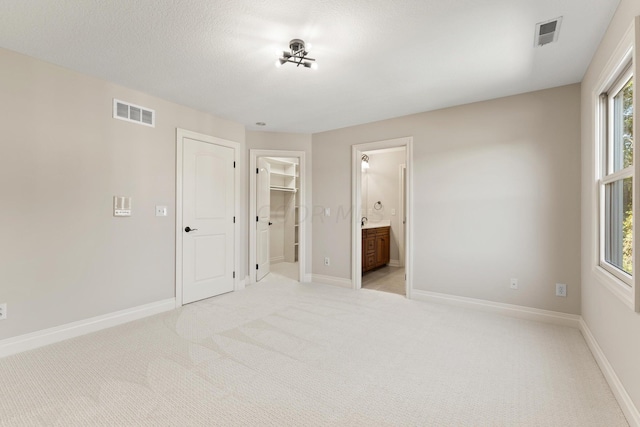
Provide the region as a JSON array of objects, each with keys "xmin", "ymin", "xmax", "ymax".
[
  {"xmin": 352, "ymin": 137, "xmax": 414, "ymax": 298},
  {"xmin": 175, "ymin": 128, "xmax": 241, "ymax": 308},
  {"xmin": 399, "ymin": 164, "xmax": 407, "ymax": 267},
  {"xmin": 249, "ymin": 149, "xmax": 307, "ymax": 284}
]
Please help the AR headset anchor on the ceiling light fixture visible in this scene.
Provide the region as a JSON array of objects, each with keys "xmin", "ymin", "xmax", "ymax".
[{"xmin": 276, "ymin": 39, "xmax": 317, "ymax": 69}]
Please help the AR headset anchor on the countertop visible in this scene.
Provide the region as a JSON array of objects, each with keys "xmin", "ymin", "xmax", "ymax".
[{"xmin": 362, "ymin": 220, "xmax": 391, "ymax": 230}]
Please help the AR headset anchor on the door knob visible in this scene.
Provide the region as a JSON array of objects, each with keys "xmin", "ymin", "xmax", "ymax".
[
  {"xmin": 184, "ymin": 226, "xmax": 198, "ymax": 233},
  {"xmin": 268, "ymin": 222, "xmax": 273, "ymax": 226}
]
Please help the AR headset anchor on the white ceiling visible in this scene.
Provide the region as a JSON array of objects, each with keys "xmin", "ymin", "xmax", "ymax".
[{"xmin": 0, "ymin": 0, "xmax": 620, "ymax": 133}]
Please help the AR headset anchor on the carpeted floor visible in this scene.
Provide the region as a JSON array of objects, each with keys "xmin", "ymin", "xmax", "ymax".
[
  {"xmin": 268, "ymin": 262, "xmax": 299, "ymax": 282},
  {"xmin": 0, "ymin": 277, "xmax": 628, "ymax": 426}
]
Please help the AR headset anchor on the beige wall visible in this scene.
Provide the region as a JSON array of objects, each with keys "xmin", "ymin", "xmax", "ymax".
[
  {"xmin": 0, "ymin": 48, "xmax": 245, "ymax": 340},
  {"xmin": 246, "ymin": 131, "xmax": 312, "ymax": 279},
  {"xmin": 581, "ymin": 0, "xmax": 640, "ymax": 413},
  {"xmin": 313, "ymin": 84, "xmax": 581, "ymax": 314}
]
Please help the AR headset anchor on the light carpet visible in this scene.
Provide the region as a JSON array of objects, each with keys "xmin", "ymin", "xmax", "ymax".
[{"xmin": 0, "ymin": 278, "xmax": 628, "ymax": 426}]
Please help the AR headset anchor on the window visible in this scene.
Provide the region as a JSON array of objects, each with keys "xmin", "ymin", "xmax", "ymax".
[{"xmin": 600, "ymin": 64, "xmax": 634, "ymax": 285}]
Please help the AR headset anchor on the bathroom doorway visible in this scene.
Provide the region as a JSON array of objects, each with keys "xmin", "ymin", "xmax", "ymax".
[
  {"xmin": 352, "ymin": 137, "xmax": 413, "ymax": 298},
  {"xmin": 360, "ymin": 147, "xmax": 407, "ymax": 296}
]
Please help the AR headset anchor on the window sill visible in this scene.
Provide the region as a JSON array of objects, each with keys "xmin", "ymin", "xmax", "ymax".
[{"xmin": 593, "ymin": 265, "xmax": 635, "ymax": 310}]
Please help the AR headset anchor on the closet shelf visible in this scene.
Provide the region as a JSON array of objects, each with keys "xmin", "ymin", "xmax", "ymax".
[
  {"xmin": 270, "ymin": 171, "xmax": 296, "ymax": 178},
  {"xmin": 270, "ymin": 186, "xmax": 297, "ymax": 193}
]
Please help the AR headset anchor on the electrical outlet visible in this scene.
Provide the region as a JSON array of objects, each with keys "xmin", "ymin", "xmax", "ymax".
[
  {"xmin": 556, "ymin": 283, "xmax": 567, "ymax": 297},
  {"xmin": 0, "ymin": 303, "xmax": 6, "ymax": 320},
  {"xmin": 510, "ymin": 278, "xmax": 518, "ymax": 290},
  {"xmin": 324, "ymin": 257, "xmax": 330, "ymax": 266}
]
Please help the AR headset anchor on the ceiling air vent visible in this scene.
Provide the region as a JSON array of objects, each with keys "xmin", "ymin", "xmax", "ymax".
[
  {"xmin": 534, "ymin": 17, "xmax": 562, "ymax": 47},
  {"xmin": 113, "ymin": 99, "xmax": 155, "ymax": 127}
]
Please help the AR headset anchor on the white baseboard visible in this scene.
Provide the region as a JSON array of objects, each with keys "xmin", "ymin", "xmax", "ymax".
[
  {"xmin": 0, "ymin": 298, "xmax": 175, "ymax": 359},
  {"xmin": 388, "ymin": 259, "xmax": 402, "ymax": 268},
  {"xmin": 311, "ymin": 274, "xmax": 352, "ymax": 289},
  {"xmin": 235, "ymin": 276, "xmax": 247, "ymax": 291},
  {"xmin": 270, "ymin": 256, "xmax": 285, "ymax": 264},
  {"xmin": 411, "ymin": 290, "xmax": 580, "ymax": 328},
  {"xmin": 580, "ymin": 318, "xmax": 640, "ymax": 426},
  {"xmin": 302, "ymin": 273, "xmax": 312, "ymax": 283}
]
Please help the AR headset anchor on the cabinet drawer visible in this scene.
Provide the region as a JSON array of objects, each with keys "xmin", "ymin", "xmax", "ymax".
[
  {"xmin": 366, "ymin": 238, "xmax": 375, "ymax": 252},
  {"xmin": 366, "ymin": 255, "xmax": 375, "ymax": 268},
  {"xmin": 375, "ymin": 226, "xmax": 390, "ymax": 235}
]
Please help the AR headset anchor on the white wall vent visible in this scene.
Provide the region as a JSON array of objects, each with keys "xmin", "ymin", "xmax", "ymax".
[
  {"xmin": 113, "ymin": 99, "xmax": 155, "ymax": 127},
  {"xmin": 534, "ymin": 17, "xmax": 562, "ymax": 47}
]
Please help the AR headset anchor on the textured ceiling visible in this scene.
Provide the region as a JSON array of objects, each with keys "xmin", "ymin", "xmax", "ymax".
[{"xmin": 0, "ymin": 0, "xmax": 620, "ymax": 133}]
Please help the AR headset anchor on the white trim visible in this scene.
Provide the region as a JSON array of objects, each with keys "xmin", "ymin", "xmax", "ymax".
[
  {"xmin": 593, "ymin": 266, "xmax": 636, "ymax": 311},
  {"xmin": 388, "ymin": 259, "xmax": 402, "ymax": 268},
  {"xmin": 352, "ymin": 137, "xmax": 414, "ymax": 299},
  {"xmin": 0, "ymin": 299, "xmax": 175, "ymax": 359},
  {"xmin": 362, "ymin": 146, "xmax": 405, "ymax": 155},
  {"xmin": 249, "ymin": 149, "xmax": 307, "ymax": 285},
  {"xmin": 270, "ymin": 256, "xmax": 285, "ymax": 264},
  {"xmin": 580, "ymin": 318, "xmax": 640, "ymax": 427},
  {"xmin": 311, "ymin": 274, "xmax": 353, "ymax": 288},
  {"xmin": 175, "ymin": 129, "xmax": 241, "ymax": 308},
  {"xmin": 398, "ymin": 164, "xmax": 406, "ymax": 268},
  {"xmin": 602, "ymin": 167, "xmax": 634, "ymax": 185},
  {"xmin": 411, "ymin": 290, "xmax": 580, "ymax": 328}
]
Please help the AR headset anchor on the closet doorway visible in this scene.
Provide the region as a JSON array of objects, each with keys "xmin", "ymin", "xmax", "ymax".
[{"xmin": 249, "ymin": 150, "xmax": 306, "ymax": 284}]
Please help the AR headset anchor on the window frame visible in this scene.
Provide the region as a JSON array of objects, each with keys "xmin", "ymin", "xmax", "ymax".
[
  {"xmin": 599, "ymin": 64, "xmax": 634, "ymax": 285},
  {"xmin": 592, "ymin": 21, "xmax": 638, "ymax": 312}
]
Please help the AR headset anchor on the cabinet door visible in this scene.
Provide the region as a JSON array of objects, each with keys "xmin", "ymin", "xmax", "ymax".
[
  {"xmin": 375, "ymin": 234, "xmax": 386, "ymax": 266},
  {"xmin": 381, "ymin": 233, "xmax": 390, "ymax": 264},
  {"xmin": 375, "ymin": 228, "xmax": 390, "ymax": 267},
  {"xmin": 366, "ymin": 255, "xmax": 376, "ymax": 271}
]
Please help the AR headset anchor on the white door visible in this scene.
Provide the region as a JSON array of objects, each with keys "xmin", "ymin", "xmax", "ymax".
[
  {"xmin": 256, "ymin": 158, "xmax": 271, "ymax": 281},
  {"xmin": 182, "ymin": 137, "xmax": 235, "ymax": 304}
]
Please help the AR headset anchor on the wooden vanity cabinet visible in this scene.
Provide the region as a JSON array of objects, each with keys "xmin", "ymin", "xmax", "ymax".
[{"xmin": 362, "ymin": 226, "xmax": 390, "ymax": 272}]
